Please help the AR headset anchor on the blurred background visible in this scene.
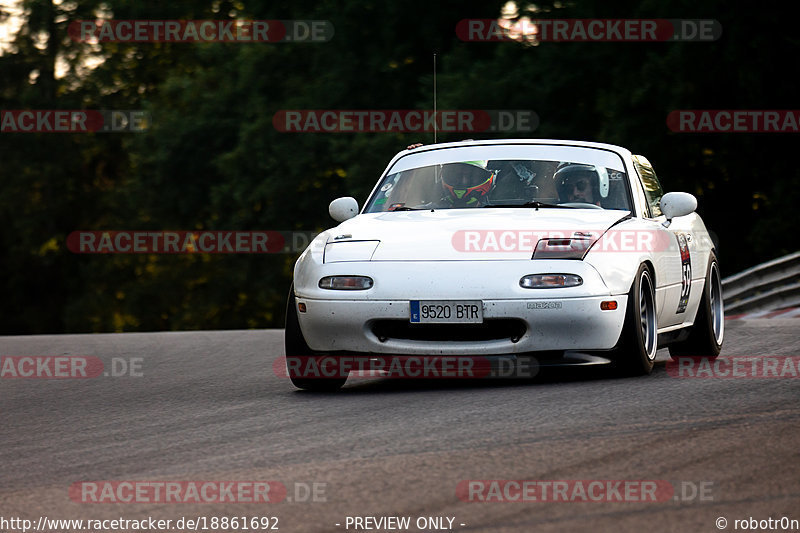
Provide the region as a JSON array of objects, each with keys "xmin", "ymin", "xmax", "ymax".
[{"xmin": 1, "ymin": 0, "xmax": 797, "ymax": 334}]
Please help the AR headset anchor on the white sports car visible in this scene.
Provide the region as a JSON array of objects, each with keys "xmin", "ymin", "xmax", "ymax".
[{"xmin": 285, "ymin": 139, "xmax": 724, "ymax": 390}]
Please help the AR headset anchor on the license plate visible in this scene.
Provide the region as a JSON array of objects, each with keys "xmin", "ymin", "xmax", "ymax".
[{"xmin": 409, "ymin": 301, "xmax": 483, "ymax": 324}]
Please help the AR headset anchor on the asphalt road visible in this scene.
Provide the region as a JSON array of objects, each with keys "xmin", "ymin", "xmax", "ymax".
[{"xmin": 1, "ymin": 319, "xmax": 799, "ymax": 533}]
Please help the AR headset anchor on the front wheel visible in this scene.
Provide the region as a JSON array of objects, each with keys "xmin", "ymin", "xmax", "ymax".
[
  {"xmin": 613, "ymin": 264, "xmax": 658, "ymax": 375},
  {"xmin": 668, "ymin": 253, "xmax": 724, "ymax": 358},
  {"xmin": 284, "ymin": 286, "xmax": 348, "ymax": 391}
]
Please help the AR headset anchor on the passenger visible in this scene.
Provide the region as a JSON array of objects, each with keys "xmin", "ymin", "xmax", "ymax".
[{"xmin": 554, "ymin": 164, "xmax": 606, "ymax": 206}]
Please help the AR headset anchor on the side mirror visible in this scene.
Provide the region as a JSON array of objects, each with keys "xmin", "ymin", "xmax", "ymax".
[
  {"xmin": 660, "ymin": 192, "xmax": 697, "ymax": 226},
  {"xmin": 329, "ymin": 197, "xmax": 359, "ymax": 222}
]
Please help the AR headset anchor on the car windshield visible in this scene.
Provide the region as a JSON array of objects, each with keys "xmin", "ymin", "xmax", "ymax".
[{"xmin": 363, "ymin": 146, "xmax": 632, "ymax": 213}]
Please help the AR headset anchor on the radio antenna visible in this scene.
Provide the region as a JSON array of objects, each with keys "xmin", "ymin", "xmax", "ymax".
[{"xmin": 433, "ymin": 52, "xmax": 437, "ymax": 144}]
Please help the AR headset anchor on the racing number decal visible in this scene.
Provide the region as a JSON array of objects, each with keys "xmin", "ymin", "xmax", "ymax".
[{"xmin": 676, "ymin": 233, "xmax": 691, "ymax": 314}]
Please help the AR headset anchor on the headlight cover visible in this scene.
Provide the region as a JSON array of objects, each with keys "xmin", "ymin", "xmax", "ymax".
[
  {"xmin": 324, "ymin": 240, "xmax": 380, "ymax": 263},
  {"xmin": 520, "ymin": 274, "xmax": 583, "ymax": 289},
  {"xmin": 532, "ymin": 238, "xmax": 592, "ymax": 259}
]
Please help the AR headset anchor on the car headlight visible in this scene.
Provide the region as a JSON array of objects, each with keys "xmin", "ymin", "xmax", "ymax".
[
  {"xmin": 520, "ymin": 274, "xmax": 583, "ymax": 289},
  {"xmin": 532, "ymin": 238, "xmax": 592, "ymax": 259},
  {"xmin": 319, "ymin": 276, "xmax": 374, "ymax": 290}
]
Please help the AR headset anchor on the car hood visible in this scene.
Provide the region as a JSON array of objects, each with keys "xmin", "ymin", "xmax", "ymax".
[{"xmin": 325, "ymin": 209, "xmax": 630, "ymax": 261}]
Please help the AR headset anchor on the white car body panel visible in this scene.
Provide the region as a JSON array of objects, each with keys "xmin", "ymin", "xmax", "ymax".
[
  {"xmin": 323, "ymin": 209, "xmax": 629, "ymax": 262},
  {"xmin": 296, "ymin": 295, "xmax": 628, "ymax": 354}
]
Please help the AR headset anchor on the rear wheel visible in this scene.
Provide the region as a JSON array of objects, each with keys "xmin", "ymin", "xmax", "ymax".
[
  {"xmin": 669, "ymin": 253, "xmax": 724, "ymax": 358},
  {"xmin": 613, "ymin": 264, "xmax": 658, "ymax": 375},
  {"xmin": 284, "ymin": 286, "xmax": 348, "ymax": 391}
]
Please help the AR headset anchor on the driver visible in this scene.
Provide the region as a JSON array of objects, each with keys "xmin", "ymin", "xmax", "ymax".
[
  {"xmin": 555, "ymin": 164, "xmax": 603, "ymax": 206},
  {"xmin": 439, "ymin": 160, "xmax": 496, "ymax": 207}
]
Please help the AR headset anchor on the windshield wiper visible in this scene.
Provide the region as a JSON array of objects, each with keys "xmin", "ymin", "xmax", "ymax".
[
  {"xmin": 483, "ymin": 201, "xmax": 573, "ymax": 209},
  {"xmin": 390, "ymin": 206, "xmax": 425, "ymax": 211}
]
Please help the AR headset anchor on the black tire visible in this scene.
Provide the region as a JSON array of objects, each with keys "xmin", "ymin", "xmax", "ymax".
[
  {"xmin": 613, "ymin": 264, "xmax": 658, "ymax": 376},
  {"xmin": 284, "ymin": 286, "xmax": 348, "ymax": 391},
  {"xmin": 668, "ymin": 253, "xmax": 724, "ymax": 358}
]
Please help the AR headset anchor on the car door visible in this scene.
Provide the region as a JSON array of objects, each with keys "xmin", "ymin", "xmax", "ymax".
[{"xmin": 631, "ymin": 155, "xmax": 697, "ymax": 328}]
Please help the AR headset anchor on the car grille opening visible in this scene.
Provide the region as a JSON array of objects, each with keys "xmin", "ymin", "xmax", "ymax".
[{"xmin": 370, "ymin": 319, "xmax": 527, "ymax": 343}]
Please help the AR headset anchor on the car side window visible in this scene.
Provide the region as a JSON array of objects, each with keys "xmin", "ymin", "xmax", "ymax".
[{"xmin": 632, "ymin": 155, "xmax": 664, "ymax": 217}]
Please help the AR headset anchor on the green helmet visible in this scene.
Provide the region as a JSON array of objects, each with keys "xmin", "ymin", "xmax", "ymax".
[{"xmin": 441, "ymin": 161, "xmax": 496, "ymax": 206}]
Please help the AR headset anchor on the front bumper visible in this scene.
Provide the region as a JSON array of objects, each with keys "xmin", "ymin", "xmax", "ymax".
[{"xmin": 295, "ymin": 295, "xmax": 628, "ymax": 355}]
